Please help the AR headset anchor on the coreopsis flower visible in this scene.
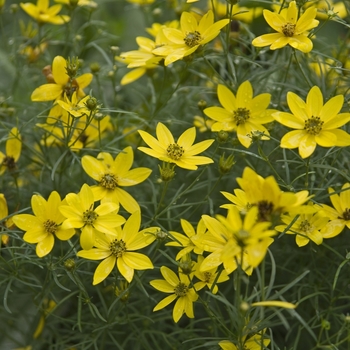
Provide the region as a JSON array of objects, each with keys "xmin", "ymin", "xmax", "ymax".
[
  {"xmin": 219, "ymin": 330, "xmax": 270, "ymax": 350},
  {"xmin": 152, "ymin": 10, "xmax": 229, "ymax": 66},
  {"xmin": 20, "ymin": 0, "xmax": 70, "ymax": 25},
  {"xmin": 275, "ymin": 203, "xmax": 329, "ymax": 247},
  {"xmin": 138, "ymin": 122, "xmax": 214, "ymax": 170},
  {"xmin": 81, "ymin": 147, "xmax": 152, "ymax": 213},
  {"xmin": 55, "ymin": 0, "xmax": 97, "ymax": 8},
  {"xmin": 59, "ymin": 184, "xmax": 125, "ymax": 250},
  {"xmin": 0, "ymin": 194, "xmax": 13, "ymax": 245},
  {"xmin": 193, "ymin": 116, "xmax": 214, "ymax": 133},
  {"xmin": 150, "ymin": 266, "xmax": 198, "ymax": 323},
  {"xmin": 221, "ymin": 167, "xmax": 312, "ymax": 222},
  {"xmin": 0, "ymin": 127, "xmax": 21, "ymax": 175},
  {"xmin": 319, "ymin": 183, "xmax": 350, "ymax": 238},
  {"xmin": 12, "ymin": 191, "xmax": 75, "ymax": 257},
  {"xmin": 193, "ymin": 255, "xmax": 229, "ymax": 294},
  {"xmin": 204, "ymin": 82, "xmax": 275, "ymax": 148},
  {"xmin": 56, "ymin": 92, "xmax": 90, "ymax": 118},
  {"xmin": 304, "ymin": 0, "xmax": 348, "ymax": 20},
  {"xmin": 273, "ymin": 86, "xmax": 350, "ymax": 158},
  {"xmin": 165, "ymin": 218, "xmax": 205, "ymax": 260},
  {"xmin": 77, "ymin": 211, "xmax": 157, "ymax": 284},
  {"xmin": 252, "ymin": 1, "xmax": 319, "ymax": 53},
  {"xmin": 31, "ymin": 56, "xmax": 93, "ymax": 102}
]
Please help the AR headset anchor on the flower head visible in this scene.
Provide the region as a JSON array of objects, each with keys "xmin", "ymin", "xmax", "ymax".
[
  {"xmin": 0, "ymin": 127, "xmax": 21, "ymax": 176},
  {"xmin": 150, "ymin": 266, "xmax": 198, "ymax": 322},
  {"xmin": 204, "ymin": 82, "xmax": 275, "ymax": 148},
  {"xmin": 252, "ymin": 1, "xmax": 319, "ymax": 53},
  {"xmin": 273, "ymin": 86, "xmax": 350, "ymax": 158},
  {"xmin": 138, "ymin": 122, "xmax": 214, "ymax": 170},
  {"xmin": 12, "ymin": 191, "xmax": 75, "ymax": 257}
]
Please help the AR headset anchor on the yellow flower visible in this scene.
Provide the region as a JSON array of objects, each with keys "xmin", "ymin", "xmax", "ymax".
[
  {"xmin": 219, "ymin": 330, "xmax": 270, "ymax": 350},
  {"xmin": 252, "ymin": 1, "xmax": 319, "ymax": 53},
  {"xmin": 0, "ymin": 127, "xmax": 22, "ymax": 175},
  {"xmin": 59, "ymin": 184, "xmax": 125, "ymax": 250},
  {"xmin": 165, "ymin": 218, "xmax": 205, "ymax": 260},
  {"xmin": 0, "ymin": 193, "xmax": 13, "ymax": 245},
  {"xmin": 273, "ymin": 86, "xmax": 350, "ymax": 158},
  {"xmin": 77, "ymin": 211, "xmax": 156, "ymax": 284},
  {"xmin": 275, "ymin": 203, "xmax": 329, "ymax": 247},
  {"xmin": 319, "ymin": 183, "xmax": 350, "ymax": 238},
  {"xmin": 81, "ymin": 147, "xmax": 152, "ymax": 213},
  {"xmin": 304, "ymin": 0, "xmax": 348, "ymax": 20},
  {"xmin": 12, "ymin": 191, "xmax": 75, "ymax": 257},
  {"xmin": 138, "ymin": 122, "xmax": 214, "ymax": 170},
  {"xmin": 20, "ymin": 0, "xmax": 70, "ymax": 25},
  {"xmin": 55, "ymin": 0, "xmax": 97, "ymax": 8},
  {"xmin": 193, "ymin": 115, "xmax": 214, "ymax": 133},
  {"xmin": 150, "ymin": 266, "xmax": 198, "ymax": 323},
  {"xmin": 126, "ymin": 0, "xmax": 155, "ymax": 5},
  {"xmin": 56, "ymin": 92, "xmax": 90, "ymax": 118},
  {"xmin": 31, "ymin": 55, "xmax": 93, "ymax": 102},
  {"xmin": 152, "ymin": 10, "xmax": 229, "ymax": 66},
  {"xmin": 204, "ymin": 82, "xmax": 275, "ymax": 148}
]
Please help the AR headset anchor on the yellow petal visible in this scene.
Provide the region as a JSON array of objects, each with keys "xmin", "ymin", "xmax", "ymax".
[
  {"xmin": 36, "ymin": 233, "xmax": 55, "ymax": 257},
  {"xmin": 252, "ymin": 300, "xmax": 296, "ymax": 309},
  {"xmin": 93, "ymin": 255, "xmax": 116, "ymax": 285}
]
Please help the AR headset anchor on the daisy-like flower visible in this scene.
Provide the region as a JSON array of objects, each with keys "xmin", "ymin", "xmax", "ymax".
[
  {"xmin": 152, "ymin": 10, "xmax": 229, "ymax": 66},
  {"xmin": 219, "ymin": 330, "xmax": 270, "ymax": 350},
  {"xmin": 56, "ymin": 92, "xmax": 90, "ymax": 118},
  {"xmin": 0, "ymin": 194, "xmax": 13, "ymax": 245},
  {"xmin": 12, "ymin": 191, "xmax": 75, "ymax": 257},
  {"xmin": 31, "ymin": 55, "xmax": 93, "ymax": 102},
  {"xmin": 273, "ymin": 86, "xmax": 350, "ymax": 158},
  {"xmin": 319, "ymin": 183, "xmax": 350, "ymax": 238},
  {"xmin": 81, "ymin": 147, "xmax": 152, "ymax": 213},
  {"xmin": 138, "ymin": 122, "xmax": 214, "ymax": 170},
  {"xmin": 20, "ymin": 0, "xmax": 70, "ymax": 25},
  {"xmin": 0, "ymin": 127, "xmax": 22, "ymax": 176},
  {"xmin": 150, "ymin": 266, "xmax": 198, "ymax": 323},
  {"xmin": 252, "ymin": 1, "xmax": 319, "ymax": 53},
  {"xmin": 193, "ymin": 116, "xmax": 214, "ymax": 133},
  {"xmin": 59, "ymin": 184, "xmax": 125, "ymax": 250},
  {"xmin": 55, "ymin": 0, "xmax": 97, "ymax": 8},
  {"xmin": 193, "ymin": 255, "xmax": 229, "ymax": 294},
  {"xmin": 77, "ymin": 211, "xmax": 157, "ymax": 284},
  {"xmin": 204, "ymin": 82, "xmax": 275, "ymax": 148},
  {"xmin": 165, "ymin": 218, "xmax": 205, "ymax": 260},
  {"xmin": 275, "ymin": 203, "xmax": 330, "ymax": 247},
  {"xmin": 304, "ymin": 0, "xmax": 348, "ymax": 20}
]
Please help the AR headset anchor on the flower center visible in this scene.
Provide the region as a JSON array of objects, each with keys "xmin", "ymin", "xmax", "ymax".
[
  {"xmin": 174, "ymin": 282, "xmax": 189, "ymax": 297},
  {"xmin": 2, "ymin": 156, "xmax": 16, "ymax": 170},
  {"xmin": 64, "ymin": 79, "xmax": 79, "ymax": 99},
  {"xmin": 304, "ymin": 116, "xmax": 324, "ymax": 135},
  {"xmin": 109, "ymin": 239, "xmax": 126, "ymax": 257},
  {"xmin": 100, "ymin": 173, "xmax": 118, "ymax": 190},
  {"xmin": 43, "ymin": 220, "xmax": 58, "ymax": 235},
  {"xmin": 257, "ymin": 200, "xmax": 274, "ymax": 221},
  {"xmin": 282, "ymin": 23, "xmax": 296, "ymax": 37},
  {"xmin": 203, "ymin": 272, "xmax": 212, "ymax": 283},
  {"xmin": 342, "ymin": 208, "xmax": 350, "ymax": 221},
  {"xmin": 233, "ymin": 108, "xmax": 250, "ymax": 126},
  {"xmin": 167, "ymin": 143, "xmax": 184, "ymax": 160},
  {"xmin": 236, "ymin": 229, "xmax": 250, "ymax": 247},
  {"xmin": 83, "ymin": 209, "xmax": 98, "ymax": 225},
  {"xmin": 299, "ymin": 219, "xmax": 312, "ymax": 233},
  {"xmin": 184, "ymin": 31, "xmax": 202, "ymax": 48}
]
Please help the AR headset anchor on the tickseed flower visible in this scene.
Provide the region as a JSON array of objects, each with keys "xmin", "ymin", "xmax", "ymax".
[
  {"xmin": 275, "ymin": 203, "xmax": 329, "ymax": 247},
  {"xmin": 0, "ymin": 194, "xmax": 13, "ymax": 246},
  {"xmin": 81, "ymin": 147, "xmax": 152, "ymax": 213},
  {"xmin": 20, "ymin": 0, "xmax": 70, "ymax": 25},
  {"xmin": 150, "ymin": 266, "xmax": 198, "ymax": 323},
  {"xmin": 319, "ymin": 183, "xmax": 350, "ymax": 238},
  {"xmin": 77, "ymin": 211, "xmax": 156, "ymax": 284},
  {"xmin": 138, "ymin": 122, "xmax": 214, "ymax": 170},
  {"xmin": 304, "ymin": 0, "xmax": 348, "ymax": 20},
  {"xmin": 193, "ymin": 255, "xmax": 229, "ymax": 294},
  {"xmin": 0, "ymin": 127, "xmax": 22, "ymax": 175},
  {"xmin": 221, "ymin": 167, "xmax": 312, "ymax": 222},
  {"xmin": 152, "ymin": 10, "xmax": 229, "ymax": 66},
  {"xmin": 165, "ymin": 218, "xmax": 205, "ymax": 260},
  {"xmin": 12, "ymin": 191, "xmax": 75, "ymax": 257},
  {"xmin": 55, "ymin": 0, "xmax": 97, "ymax": 8},
  {"xmin": 273, "ymin": 86, "xmax": 350, "ymax": 158},
  {"xmin": 219, "ymin": 330, "xmax": 270, "ymax": 350},
  {"xmin": 59, "ymin": 184, "xmax": 125, "ymax": 250},
  {"xmin": 193, "ymin": 115, "xmax": 214, "ymax": 133},
  {"xmin": 252, "ymin": 1, "xmax": 319, "ymax": 53},
  {"xmin": 56, "ymin": 92, "xmax": 90, "ymax": 118},
  {"xmin": 31, "ymin": 55, "xmax": 93, "ymax": 102},
  {"xmin": 204, "ymin": 82, "xmax": 275, "ymax": 148}
]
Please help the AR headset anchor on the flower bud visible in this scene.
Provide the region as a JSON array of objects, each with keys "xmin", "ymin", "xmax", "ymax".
[
  {"xmin": 65, "ymin": 56, "xmax": 80, "ymax": 79},
  {"xmin": 158, "ymin": 163, "xmax": 176, "ymax": 182},
  {"xmin": 219, "ymin": 153, "xmax": 235, "ymax": 175},
  {"xmin": 64, "ymin": 258, "xmax": 76, "ymax": 271},
  {"xmin": 217, "ymin": 130, "xmax": 229, "ymax": 143}
]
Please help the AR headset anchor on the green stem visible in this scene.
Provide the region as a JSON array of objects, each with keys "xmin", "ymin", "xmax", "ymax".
[{"xmin": 293, "ymin": 50, "xmax": 313, "ymax": 88}]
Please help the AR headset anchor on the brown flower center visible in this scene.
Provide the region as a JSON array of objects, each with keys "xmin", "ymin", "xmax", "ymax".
[
  {"xmin": 100, "ymin": 173, "xmax": 118, "ymax": 190},
  {"xmin": 203, "ymin": 271, "xmax": 212, "ymax": 283},
  {"xmin": 342, "ymin": 208, "xmax": 350, "ymax": 221},
  {"xmin": 184, "ymin": 31, "xmax": 202, "ymax": 48},
  {"xmin": 304, "ymin": 116, "xmax": 324, "ymax": 135},
  {"xmin": 64, "ymin": 79, "xmax": 79, "ymax": 99},
  {"xmin": 83, "ymin": 209, "xmax": 98, "ymax": 225},
  {"xmin": 2, "ymin": 156, "xmax": 16, "ymax": 171},
  {"xmin": 282, "ymin": 23, "xmax": 296, "ymax": 37},
  {"xmin": 43, "ymin": 220, "xmax": 58, "ymax": 235},
  {"xmin": 109, "ymin": 239, "xmax": 126, "ymax": 257},
  {"xmin": 257, "ymin": 200, "xmax": 274, "ymax": 221},
  {"xmin": 174, "ymin": 282, "xmax": 188, "ymax": 297},
  {"xmin": 167, "ymin": 143, "xmax": 184, "ymax": 160},
  {"xmin": 233, "ymin": 108, "xmax": 250, "ymax": 126},
  {"xmin": 299, "ymin": 220, "xmax": 312, "ymax": 233}
]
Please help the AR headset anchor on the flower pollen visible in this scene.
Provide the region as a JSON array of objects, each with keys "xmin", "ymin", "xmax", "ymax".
[
  {"xmin": 342, "ymin": 208, "xmax": 350, "ymax": 221},
  {"xmin": 167, "ymin": 143, "xmax": 184, "ymax": 160},
  {"xmin": 184, "ymin": 31, "xmax": 201, "ymax": 48},
  {"xmin": 203, "ymin": 272, "xmax": 212, "ymax": 283},
  {"xmin": 100, "ymin": 173, "xmax": 118, "ymax": 189},
  {"xmin": 299, "ymin": 220, "xmax": 312, "ymax": 233},
  {"xmin": 233, "ymin": 108, "xmax": 250, "ymax": 126},
  {"xmin": 83, "ymin": 209, "xmax": 98, "ymax": 225},
  {"xmin": 43, "ymin": 220, "xmax": 58, "ymax": 235},
  {"xmin": 174, "ymin": 282, "xmax": 189, "ymax": 297},
  {"xmin": 282, "ymin": 23, "xmax": 296, "ymax": 37},
  {"xmin": 304, "ymin": 116, "xmax": 324, "ymax": 135},
  {"xmin": 109, "ymin": 239, "xmax": 126, "ymax": 257}
]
